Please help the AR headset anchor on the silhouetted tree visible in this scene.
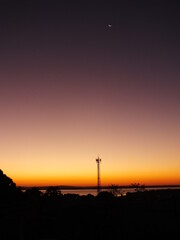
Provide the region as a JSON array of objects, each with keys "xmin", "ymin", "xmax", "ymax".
[
  {"xmin": 45, "ymin": 186, "xmax": 62, "ymax": 198},
  {"xmin": 0, "ymin": 169, "xmax": 16, "ymax": 191},
  {"xmin": 131, "ymin": 183, "xmax": 146, "ymax": 192},
  {"xmin": 97, "ymin": 191, "xmax": 114, "ymax": 200},
  {"xmin": 25, "ymin": 187, "xmax": 43, "ymax": 198},
  {"xmin": 0, "ymin": 169, "xmax": 17, "ymax": 202},
  {"xmin": 0, "ymin": 170, "xmax": 25, "ymax": 206},
  {"xmin": 109, "ymin": 184, "xmax": 123, "ymax": 196}
]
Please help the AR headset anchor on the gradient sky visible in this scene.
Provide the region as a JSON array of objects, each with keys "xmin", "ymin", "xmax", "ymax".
[{"xmin": 0, "ymin": 0, "xmax": 180, "ymax": 186}]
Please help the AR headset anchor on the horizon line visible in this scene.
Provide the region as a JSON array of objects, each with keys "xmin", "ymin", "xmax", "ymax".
[{"xmin": 19, "ymin": 184, "xmax": 180, "ymax": 190}]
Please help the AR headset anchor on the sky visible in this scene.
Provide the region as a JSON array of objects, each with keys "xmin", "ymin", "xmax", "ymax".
[{"xmin": 0, "ymin": 0, "xmax": 180, "ymax": 186}]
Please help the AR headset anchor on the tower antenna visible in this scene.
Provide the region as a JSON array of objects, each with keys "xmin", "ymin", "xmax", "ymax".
[{"xmin": 96, "ymin": 156, "xmax": 101, "ymax": 194}]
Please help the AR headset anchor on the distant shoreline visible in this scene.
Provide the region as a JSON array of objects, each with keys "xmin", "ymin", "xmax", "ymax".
[{"xmin": 19, "ymin": 184, "xmax": 180, "ymax": 190}]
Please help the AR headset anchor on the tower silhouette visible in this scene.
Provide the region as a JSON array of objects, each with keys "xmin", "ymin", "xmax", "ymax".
[{"xmin": 96, "ymin": 156, "xmax": 101, "ymax": 194}]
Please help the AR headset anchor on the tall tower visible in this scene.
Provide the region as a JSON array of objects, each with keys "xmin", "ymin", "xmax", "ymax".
[{"xmin": 96, "ymin": 156, "xmax": 101, "ymax": 194}]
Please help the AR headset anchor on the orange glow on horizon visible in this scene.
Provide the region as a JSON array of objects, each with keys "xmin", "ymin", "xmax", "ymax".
[
  {"xmin": 11, "ymin": 169, "xmax": 180, "ymax": 187},
  {"xmin": 2, "ymin": 149, "xmax": 180, "ymax": 187}
]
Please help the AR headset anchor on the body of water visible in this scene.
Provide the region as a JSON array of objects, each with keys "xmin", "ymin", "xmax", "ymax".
[{"xmin": 40, "ymin": 186, "xmax": 180, "ymax": 196}]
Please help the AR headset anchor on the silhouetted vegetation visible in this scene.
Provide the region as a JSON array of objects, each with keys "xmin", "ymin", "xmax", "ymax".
[
  {"xmin": 45, "ymin": 186, "xmax": 62, "ymax": 198},
  {"xmin": 0, "ymin": 169, "xmax": 22, "ymax": 203},
  {"xmin": 1, "ymin": 169, "xmax": 180, "ymax": 239},
  {"xmin": 131, "ymin": 182, "xmax": 146, "ymax": 192},
  {"xmin": 109, "ymin": 184, "xmax": 123, "ymax": 196}
]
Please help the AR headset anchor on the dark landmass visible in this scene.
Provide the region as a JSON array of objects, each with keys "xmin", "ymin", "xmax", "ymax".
[
  {"xmin": 1, "ymin": 170, "xmax": 180, "ymax": 239},
  {"xmin": 20, "ymin": 184, "xmax": 180, "ymax": 191}
]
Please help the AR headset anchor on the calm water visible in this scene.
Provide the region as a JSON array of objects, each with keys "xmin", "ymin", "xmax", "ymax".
[{"xmin": 40, "ymin": 186, "xmax": 180, "ymax": 196}]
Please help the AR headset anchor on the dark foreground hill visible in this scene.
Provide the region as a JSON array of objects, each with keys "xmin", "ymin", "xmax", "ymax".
[{"xmin": 0, "ymin": 171, "xmax": 180, "ymax": 239}]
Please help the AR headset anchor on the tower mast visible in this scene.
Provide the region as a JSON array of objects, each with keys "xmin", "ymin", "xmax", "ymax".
[{"xmin": 96, "ymin": 156, "xmax": 101, "ymax": 194}]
